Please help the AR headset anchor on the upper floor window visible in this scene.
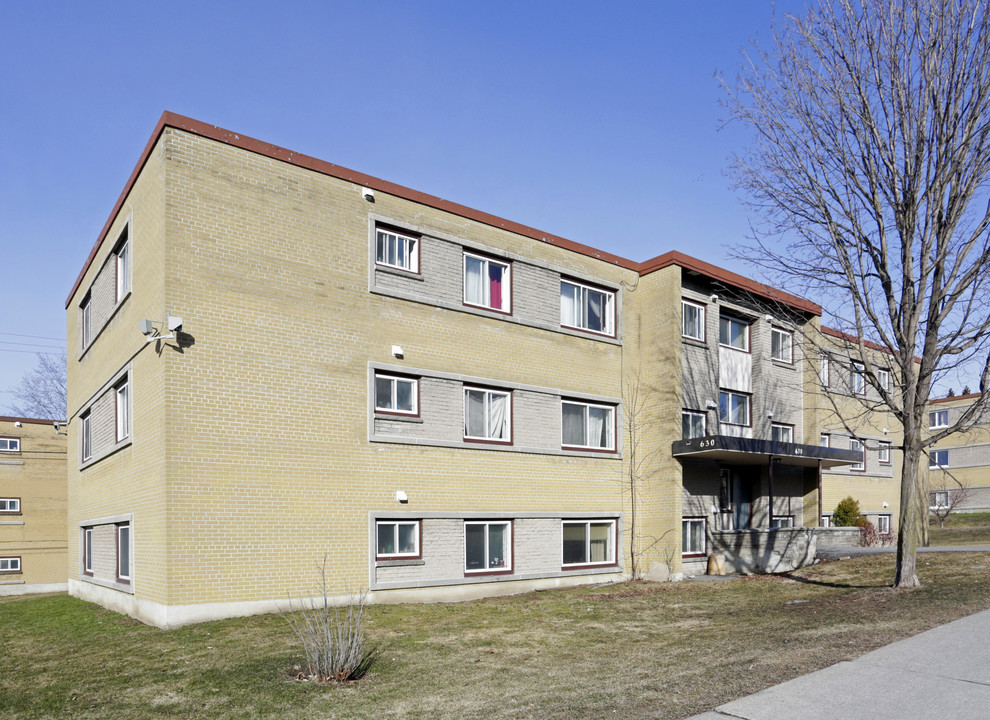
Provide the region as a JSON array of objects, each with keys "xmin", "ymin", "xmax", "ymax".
[
  {"xmin": 820, "ymin": 354, "xmax": 831, "ymax": 386},
  {"xmin": 771, "ymin": 327, "xmax": 793, "ymax": 363},
  {"xmin": 878, "ymin": 441, "xmax": 891, "ymax": 465},
  {"xmin": 562, "ymin": 520, "xmax": 615, "ymax": 567},
  {"xmin": 562, "ymin": 400, "xmax": 615, "ymax": 451},
  {"xmin": 560, "ymin": 280, "xmax": 614, "ymax": 336},
  {"xmin": 115, "ymin": 379, "xmax": 130, "ymax": 442},
  {"xmin": 464, "ymin": 387, "xmax": 511, "ymax": 442},
  {"xmin": 771, "ymin": 423, "xmax": 793, "ymax": 443},
  {"xmin": 682, "ymin": 410, "xmax": 706, "ymax": 439},
  {"xmin": 80, "ymin": 293, "xmax": 92, "ymax": 348},
  {"xmin": 375, "ymin": 373, "xmax": 418, "ymax": 416},
  {"xmin": 0, "ymin": 498, "xmax": 20, "ymax": 513},
  {"xmin": 114, "ymin": 229, "xmax": 130, "ymax": 303},
  {"xmin": 375, "ymin": 227, "xmax": 419, "ymax": 273},
  {"xmin": 820, "ymin": 433, "xmax": 830, "ymax": 447},
  {"xmin": 929, "ymin": 449, "xmax": 949, "ymax": 468},
  {"xmin": 464, "ymin": 252, "xmax": 510, "ymax": 313},
  {"xmin": 719, "ymin": 315, "xmax": 750, "ymax": 351},
  {"xmin": 719, "ymin": 390, "xmax": 751, "ymax": 426},
  {"xmin": 851, "ymin": 363, "xmax": 865, "ymax": 394},
  {"xmin": 850, "ymin": 439, "xmax": 864, "ymax": 470},
  {"xmin": 877, "ymin": 368, "xmax": 890, "ymax": 392},
  {"xmin": 81, "ymin": 412, "xmax": 92, "ymax": 462},
  {"xmin": 0, "ymin": 437, "xmax": 20, "ymax": 452},
  {"xmin": 929, "ymin": 410, "xmax": 949, "ymax": 429},
  {"xmin": 682, "ymin": 300, "xmax": 705, "ymax": 341},
  {"xmin": 376, "ymin": 520, "xmax": 421, "ymax": 559}
]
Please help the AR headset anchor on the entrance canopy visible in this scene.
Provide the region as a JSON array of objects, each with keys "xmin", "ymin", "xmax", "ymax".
[{"xmin": 671, "ymin": 435, "xmax": 862, "ymax": 469}]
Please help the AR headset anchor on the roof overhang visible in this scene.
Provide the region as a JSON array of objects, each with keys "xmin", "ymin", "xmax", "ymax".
[{"xmin": 671, "ymin": 435, "xmax": 861, "ymax": 469}]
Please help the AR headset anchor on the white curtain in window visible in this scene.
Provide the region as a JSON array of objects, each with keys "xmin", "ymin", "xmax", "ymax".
[
  {"xmin": 588, "ymin": 406, "xmax": 607, "ymax": 447},
  {"xmin": 489, "ymin": 393, "xmax": 507, "ymax": 439},
  {"xmin": 465, "ymin": 255, "xmax": 484, "ymax": 305},
  {"xmin": 466, "ymin": 390, "xmax": 485, "ymax": 437},
  {"xmin": 561, "ymin": 283, "xmax": 578, "ymax": 326}
]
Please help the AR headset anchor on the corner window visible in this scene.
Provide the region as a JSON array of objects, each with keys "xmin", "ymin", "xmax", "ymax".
[
  {"xmin": 83, "ymin": 527, "xmax": 94, "ymax": 575},
  {"xmin": 114, "ymin": 228, "xmax": 130, "ymax": 303},
  {"xmin": 81, "ymin": 412, "xmax": 92, "ymax": 462},
  {"xmin": 117, "ymin": 523, "xmax": 131, "ymax": 584},
  {"xmin": 0, "ymin": 437, "xmax": 20, "ymax": 452},
  {"xmin": 850, "ymin": 439, "xmax": 864, "ymax": 470},
  {"xmin": 820, "ymin": 354, "xmax": 831, "ymax": 386},
  {"xmin": 719, "ymin": 316, "xmax": 750, "ymax": 351},
  {"xmin": 878, "ymin": 441, "xmax": 891, "ymax": 465},
  {"xmin": 464, "ymin": 521, "xmax": 511, "ymax": 574},
  {"xmin": 0, "ymin": 557, "xmax": 21, "ymax": 573},
  {"xmin": 464, "ymin": 387, "xmax": 511, "ymax": 442},
  {"xmin": 820, "ymin": 434, "xmax": 830, "ymax": 447},
  {"xmin": 0, "ymin": 498, "xmax": 20, "ymax": 513},
  {"xmin": 562, "ymin": 401, "xmax": 615, "ymax": 451},
  {"xmin": 682, "ymin": 518, "xmax": 706, "ymax": 557},
  {"xmin": 929, "ymin": 449, "xmax": 949, "ymax": 468},
  {"xmin": 80, "ymin": 293, "xmax": 92, "ymax": 348},
  {"xmin": 376, "ymin": 520, "xmax": 421, "ymax": 559},
  {"xmin": 929, "ymin": 410, "xmax": 949, "ymax": 429},
  {"xmin": 562, "ymin": 520, "xmax": 616, "ymax": 567},
  {"xmin": 560, "ymin": 279, "xmax": 615, "ymax": 336},
  {"xmin": 682, "ymin": 300, "xmax": 705, "ymax": 341},
  {"xmin": 375, "ymin": 373, "xmax": 418, "ymax": 416},
  {"xmin": 770, "ymin": 516, "xmax": 794, "ymax": 529},
  {"xmin": 682, "ymin": 410, "xmax": 706, "ymax": 439},
  {"xmin": 464, "ymin": 252, "xmax": 510, "ymax": 313},
  {"xmin": 375, "ymin": 227, "xmax": 419, "ymax": 273},
  {"xmin": 771, "ymin": 423, "xmax": 793, "ymax": 443},
  {"xmin": 115, "ymin": 379, "xmax": 129, "ymax": 442},
  {"xmin": 877, "ymin": 515, "xmax": 891, "ymax": 535},
  {"xmin": 851, "ymin": 363, "xmax": 865, "ymax": 394},
  {"xmin": 771, "ymin": 327, "xmax": 793, "ymax": 363},
  {"xmin": 719, "ymin": 390, "xmax": 751, "ymax": 426}
]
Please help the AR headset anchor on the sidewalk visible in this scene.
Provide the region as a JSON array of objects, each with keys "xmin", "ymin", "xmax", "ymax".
[{"xmin": 686, "ymin": 606, "xmax": 990, "ymax": 719}]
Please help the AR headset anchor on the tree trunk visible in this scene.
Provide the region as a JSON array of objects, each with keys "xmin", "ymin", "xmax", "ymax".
[{"xmin": 895, "ymin": 446, "xmax": 922, "ymax": 587}]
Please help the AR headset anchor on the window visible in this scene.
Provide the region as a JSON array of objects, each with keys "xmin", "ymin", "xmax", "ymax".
[
  {"xmin": 771, "ymin": 423, "xmax": 794, "ymax": 443},
  {"xmin": 771, "ymin": 327, "xmax": 793, "ymax": 363},
  {"xmin": 850, "ymin": 439, "xmax": 864, "ymax": 470},
  {"xmin": 682, "ymin": 518, "xmax": 706, "ymax": 557},
  {"xmin": 464, "ymin": 252, "xmax": 510, "ymax": 312},
  {"xmin": 929, "ymin": 449, "xmax": 949, "ymax": 468},
  {"xmin": 464, "ymin": 521, "xmax": 511, "ymax": 573},
  {"xmin": 115, "ymin": 230, "xmax": 130, "ymax": 302},
  {"xmin": 878, "ymin": 441, "xmax": 891, "ymax": 465},
  {"xmin": 464, "ymin": 387, "xmax": 511, "ymax": 442},
  {"xmin": 929, "ymin": 410, "xmax": 949, "ymax": 428},
  {"xmin": 560, "ymin": 280, "xmax": 615, "ymax": 336},
  {"xmin": 115, "ymin": 379, "xmax": 129, "ymax": 442},
  {"xmin": 770, "ymin": 516, "xmax": 794, "ymax": 529},
  {"xmin": 83, "ymin": 527, "xmax": 94, "ymax": 575},
  {"xmin": 0, "ymin": 557, "xmax": 20, "ymax": 573},
  {"xmin": 117, "ymin": 524, "xmax": 131, "ymax": 583},
  {"xmin": 562, "ymin": 520, "xmax": 616, "ymax": 567},
  {"xmin": 0, "ymin": 437, "xmax": 20, "ymax": 452},
  {"xmin": 81, "ymin": 293, "xmax": 92, "ymax": 348},
  {"xmin": 374, "ymin": 374, "xmax": 418, "ymax": 415},
  {"xmin": 682, "ymin": 410, "xmax": 706, "ymax": 439},
  {"xmin": 562, "ymin": 401, "xmax": 615, "ymax": 451},
  {"xmin": 81, "ymin": 412, "xmax": 92, "ymax": 462},
  {"xmin": 719, "ymin": 390, "xmax": 751, "ymax": 426},
  {"xmin": 932, "ymin": 490, "xmax": 950, "ymax": 508},
  {"xmin": 376, "ymin": 520, "xmax": 421, "ymax": 559},
  {"xmin": 719, "ymin": 315, "xmax": 750, "ymax": 351},
  {"xmin": 821, "ymin": 515, "xmax": 832, "ymax": 527},
  {"xmin": 682, "ymin": 300, "xmax": 705, "ymax": 341},
  {"xmin": 820, "ymin": 354, "xmax": 831, "ymax": 386},
  {"xmin": 877, "ymin": 515, "xmax": 891, "ymax": 535},
  {"xmin": 375, "ymin": 227, "xmax": 418, "ymax": 273},
  {"xmin": 851, "ymin": 363, "xmax": 865, "ymax": 394},
  {"xmin": 820, "ymin": 434, "xmax": 830, "ymax": 447},
  {"xmin": 0, "ymin": 498, "xmax": 20, "ymax": 513},
  {"xmin": 877, "ymin": 369, "xmax": 890, "ymax": 392}
]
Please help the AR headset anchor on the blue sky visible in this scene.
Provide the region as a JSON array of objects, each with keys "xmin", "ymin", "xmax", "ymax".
[{"xmin": 0, "ymin": 1, "xmax": 806, "ymax": 400}]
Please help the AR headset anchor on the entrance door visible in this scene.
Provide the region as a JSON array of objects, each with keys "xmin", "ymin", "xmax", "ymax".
[{"xmin": 731, "ymin": 469, "xmax": 754, "ymax": 530}]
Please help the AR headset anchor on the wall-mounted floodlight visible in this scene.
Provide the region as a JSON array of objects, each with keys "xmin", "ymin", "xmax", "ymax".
[
  {"xmin": 392, "ymin": 345, "xmax": 404, "ymax": 359},
  {"xmin": 139, "ymin": 315, "xmax": 180, "ymax": 343},
  {"xmin": 883, "ymin": 501, "xmax": 889, "ymax": 508},
  {"xmin": 710, "ymin": 294, "xmax": 719, "ymax": 303},
  {"xmin": 139, "ymin": 319, "xmax": 155, "ymax": 335},
  {"xmin": 765, "ymin": 314, "xmax": 774, "ymax": 323},
  {"xmin": 395, "ymin": 490, "xmax": 408, "ymax": 503},
  {"xmin": 706, "ymin": 400, "xmax": 718, "ymax": 410},
  {"xmin": 167, "ymin": 315, "xmax": 183, "ymax": 332},
  {"xmin": 362, "ymin": 187, "xmax": 375, "ymax": 202}
]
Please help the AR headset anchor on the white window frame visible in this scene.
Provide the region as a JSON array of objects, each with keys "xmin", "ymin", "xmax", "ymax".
[
  {"xmin": 929, "ymin": 449, "xmax": 949, "ymax": 468},
  {"xmin": 877, "ymin": 368, "xmax": 890, "ymax": 392},
  {"xmin": 770, "ymin": 516, "xmax": 794, "ymax": 529},
  {"xmin": 821, "ymin": 515, "xmax": 832, "ymax": 527},
  {"xmin": 771, "ymin": 327, "xmax": 793, "ymax": 363},
  {"xmin": 80, "ymin": 293, "xmax": 92, "ymax": 348},
  {"xmin": 0, "ymin": 437, "xmax": 20, "ymax": 452},
  {"xmin": 463, "ymin": 252, "xmax": 511, "ymax": 313},
  {"xmin": 115, "ymin": 231, "xmax": 130, "ymax": 303},
  {"xmin": 719, "ymin": 315, "xmax": 750, "ymax": 351},
  {"xmin": 117, "ymin": 523, "xmax": 131, "ymax": 583},
  {"xmin": 932, "ymin": 490, "xmax": 950, "ymax": 509},
  {"xmin": 681, "ymin": 299, "xmax": 706, "ymax": 341},
  {"xmin": 375, "ymin": 227, "xmax": 419, "ymax": 273},
  {"xmin": 877, "ymin": 515, "xmax": 891, "ymax": 535},
  {"xmin": 929, "ymin": 410, "xmax": 949, "ymax": 429},
  {"xmin": 771, "ymin": 423, "xmax": 794, "ymax": 443},
  {"xmin": 719, "ymin": 390, "xmax": 751, "ymax": 427},
  {"xmin": 682, "ymin": 517, "xmax": 706, "ymax": 557},
  {"xmin": 115, "ymin": 379, "xmax": 129, "ymax": 442},
  {"xmin": 83, "ymin": 527, "xmax": 94, "ymax": 575},
  {"xmin": 374, "ymin": 373, "xmax": 418, "ymax": 416},
  {"xmin": 852, "ymin": 363, "xmax": 865, "ymax": 395},
  {"xmin": 560, "ymin": 279, "xmax": 615, "ymax": 336},
  {"xmin": 0, "ymin": 498, "xmax": 20, "ymax": 512},
  {"xmin": 820, "ymin": 353, "xmax": 831, "ymax": 386},
  {"xmin": 850, "ymin": 439, "xmax": 864, "ymax": 470},
  {"xmin": 464, "ymin": 520, "xmax": 512, "ymax": 574},
  {"xmin": 81, "ymin": 413, "xmax": 92, "ymax": 462},
  {"xmin": 682, "ymin": 410, "xmax": 706, "ymax": 439},
  {"xmin": 561, "ymin": 519, "xmax": 616, "ymax": 567},
  {"xmin": 562, "ymin": 400, "xmax": 616, "ymax": 451},
  {"xmin": 463, "ymin": 387, "xmax": 511, "ymax": 442},
  {"xmin": 376, "ymin": 520, "xmax": 421, "ymax": 560},
  {"xmin": 820, "ymin": 433, "xmax": 830, "ymax": 447},
  {"xmin": 0, "ymin": 557, "xmax": 20, "ymax": 573},
  {"xmin": 878, "ymin": 441, "xmax": 891, "ymax": 465}
]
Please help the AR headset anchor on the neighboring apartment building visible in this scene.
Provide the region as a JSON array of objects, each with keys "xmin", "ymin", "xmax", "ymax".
[
  {"xmin": 65, "ymin": 113, "xmax": 861, "ymax": 627},
  {"xmin": 927, "ymin": 393, "xmax": 990, "ymax": 512},
  {"xmin": 0, "ymin": 416, "xmax": 67, "ymax": 595}
]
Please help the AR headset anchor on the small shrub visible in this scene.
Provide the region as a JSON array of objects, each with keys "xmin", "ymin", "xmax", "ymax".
[
  {"xmin": 833, "ymin": 496, "xmax": 863, "ymax": 527},
  {"xmin": 858, "ymin": 519, "xmax": 879, "ymax": 547},
  {"xmin": 281, "ymin": 560, "xmax": 376, "ymax": 684}
]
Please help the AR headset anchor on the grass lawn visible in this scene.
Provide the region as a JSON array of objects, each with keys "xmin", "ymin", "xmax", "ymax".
[
  {"xmin": 929, "ymin": 511, "xmax": 990, "ymax": 546},
  {"xmin": 3, "ymin": 553, "xmax": 990, "ymax": 720}
]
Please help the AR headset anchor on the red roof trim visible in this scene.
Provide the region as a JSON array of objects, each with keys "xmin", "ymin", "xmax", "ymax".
[
  {"xmin": 821, "ymin": 326, "xmax": 894, "ymax": 356},
  {"xmin": 930, "ymin": 392, "xmax": 982, "ymax": 405},
  {"xmin": 65, "ymin": 112, "xmax": 819, "ymax": 317}
]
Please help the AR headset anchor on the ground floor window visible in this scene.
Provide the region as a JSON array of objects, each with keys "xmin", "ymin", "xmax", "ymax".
[
  {"xmin": 877, "ymin": 515, "xmax": 891, "ymax": 535},
  {"xmin": 377, "ymin": 520, "xmax": 421, "ymax": 559},
  {"xmin": 465, "ymin": 521, "xmax": 512, "ymax": 574},
  {"xmin": 931, "ymin": 490, "xmax": 950, "ymax": 509},
  {"xmin": 0, "ymin": 557, "xmax": 20, "ymax": 572},
  {"xmin": 83, "ymin": 527, "xmax": 94, "ymax": 575},
  {"xmin": 682, "ymin": 517, "xmax": 706, "ymax": 557},
  {"xmin": 770, "ymin": 516, "xmax": 794, "ymax": 529},
  {"xmin": 562, "ymin": 520, "xmax": 615, "ymax": 567},
  {"xmin": 821, "ymin": 515, "xmax": 832, "ymax": 527},
  {"xmin": 117, "ymin": 523, "xmax": 131, "ymax": 584}
]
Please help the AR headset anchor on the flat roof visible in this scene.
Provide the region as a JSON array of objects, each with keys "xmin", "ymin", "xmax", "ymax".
[
  {"xmin": 66, "ymin": 111, "xmax": 821, "ymax": 317},
  {"xmin": 671, "ymin": 434, "xmax": 862, "ymax": 469}
]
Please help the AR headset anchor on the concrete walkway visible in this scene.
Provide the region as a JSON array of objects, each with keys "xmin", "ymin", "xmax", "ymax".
[
  {"xmin": 686, "ymin": 606, "xmax": 990, "ymax": 719},
  {"xmin": 817, "ymin": 544, "xmax": 990, "ymax": 560}
]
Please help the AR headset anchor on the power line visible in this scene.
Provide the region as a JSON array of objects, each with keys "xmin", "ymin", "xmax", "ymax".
[
  {"xmin": 0, "ymin": 348, "xmax": 64, "ymax": 356},
  {"xmin": 0, "ymin": 340, "xmax": 66, "ymax": 350},
  {"xmin": 0, "ymin": 331, "xmax": 66, "ymax": 341}
]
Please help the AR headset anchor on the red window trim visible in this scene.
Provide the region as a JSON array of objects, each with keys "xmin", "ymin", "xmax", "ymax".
[{"xmin": 462, "ymin": 249, "xmax": 514, "ymax": 317}]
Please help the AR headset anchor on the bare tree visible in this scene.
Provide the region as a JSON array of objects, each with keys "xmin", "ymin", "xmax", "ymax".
[
  {"xmin": 723, "ymin": 0, "xmax": 990, "ymax": 587},
  {"xmin": 4, "ymin": 351, "xmax": 67, "ymax": 420},
  {"xmin": 928, "ymin": 474, "xmax": 974, "ymax": 529}
]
